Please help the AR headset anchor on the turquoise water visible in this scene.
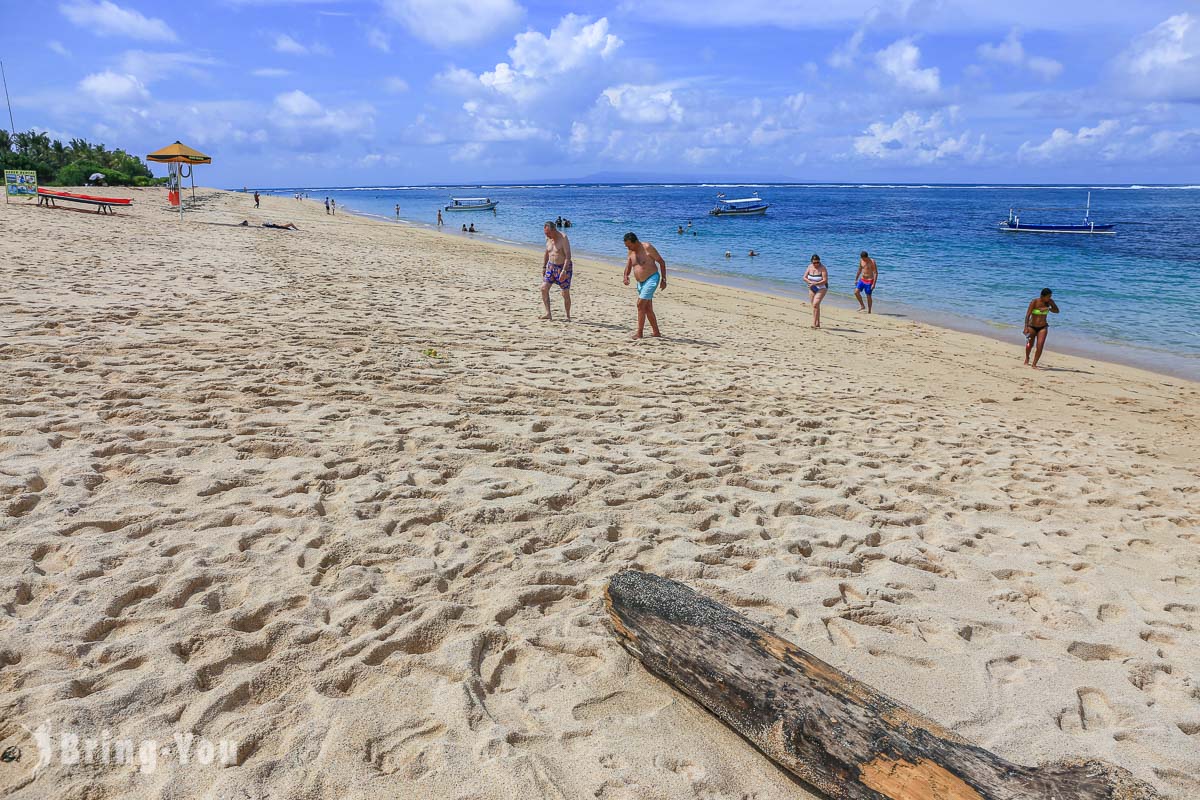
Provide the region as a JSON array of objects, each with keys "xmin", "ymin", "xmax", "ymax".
[{"xmin": 276, "ymin": 184, "xmax": 1200, "ymax": 379}]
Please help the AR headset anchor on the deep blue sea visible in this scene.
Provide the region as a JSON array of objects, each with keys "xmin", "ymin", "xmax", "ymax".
[{"xmin": 269, "ymin": 184, "xmax": 1200, "ymax": 379}]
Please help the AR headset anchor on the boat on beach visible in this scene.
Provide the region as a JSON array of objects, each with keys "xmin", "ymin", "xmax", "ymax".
[
  {"xmin": 709, "ymin": 192, "xmax": 768, "ymax": 216},
  {"xmin": 445, "ymin": 197, "xmax": 498, "ymax": 212},
  {"xmin": 998, "ymin": 192, "xmax": 1114, "ymax": 235}
]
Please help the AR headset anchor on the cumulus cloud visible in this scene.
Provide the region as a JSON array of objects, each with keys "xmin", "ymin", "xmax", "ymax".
[
  {"xmin": 854, "ymin": 110, "xmax": 983, "ymax": 163},
  {"xmin": 384, "ymin": 77, "xmax": 410, "ymax": 93},
  {"xmin": 1018, "ymin": 119, "xmax": 1122, "ymax": 161},
  {"xmin": 978, "ymin": 29, "xmax": 1063, "ymax": 81},
  {"xmin": 477, "ymin": 15, "xmax": 622, "ymax": 105},
  {"xmin": 60, "ymin": 1, "xmax": 176, "ymax": 42},
  {"xmin": 48, "ymin": 40, "xmax": 71, "ymax": 57},
  {"xmin": 78, "ymin": 71, "xmax": 150, "ymax": 104},
  {"xmin": 380, "ymin": 0, "xmax": 523, "ymax": 46},
  {"xmin": 1114, "ymin": 13, "xmax": 1200, "ymax": 101},
  {"xmin": 601, "ymin": 84, "xmax": 684, "ymax": 125},
  {"xmin": 875, "ymin": 39, "xmax": 940, "ymax": 93}
]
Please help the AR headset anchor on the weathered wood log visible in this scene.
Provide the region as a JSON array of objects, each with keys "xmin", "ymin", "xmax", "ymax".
[{"xmin": 605, "ymin": 570, "xmax": 1160, "ymax": 800}]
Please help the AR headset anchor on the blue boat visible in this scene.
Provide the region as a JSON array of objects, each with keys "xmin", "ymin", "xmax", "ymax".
[
  {"xmin": 999, "ymin": 192, "xmax": 1114, "ymax": 235},
  {"xmin": 709, "ymin": 192, "xmax": 768, "ymax": 216}
]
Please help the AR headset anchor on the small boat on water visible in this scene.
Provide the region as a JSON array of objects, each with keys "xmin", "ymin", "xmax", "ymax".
[
  {"xmin": 445, "ymin": 197, "xmax": 498, "ymax": 212},
  {"xmin": 998, "ymin": 192, "xmax": 1114, "ymax": 235},
  {"xmin": 709, "ymin": 192, "xmax": 768, "ymax": 216}
]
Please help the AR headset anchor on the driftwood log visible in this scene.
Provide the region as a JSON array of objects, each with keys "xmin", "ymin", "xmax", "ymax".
[{"xmin": 604, "ymin": 570, "xmax": 1160, "ymax": 800}]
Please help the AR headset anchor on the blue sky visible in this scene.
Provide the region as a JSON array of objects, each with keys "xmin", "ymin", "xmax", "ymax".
[{"xmin": 5, "ymin": 0, "xmax": 1200, "ymax": 185}]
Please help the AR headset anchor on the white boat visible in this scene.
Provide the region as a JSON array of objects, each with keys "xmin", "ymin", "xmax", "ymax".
[
  {"xmin": 709, "ymin": 192, "xmax": 768, "ymax": 216},
  {"xmin": 445, "ymin": 196, "xmax": 498, "ymax": 212}
]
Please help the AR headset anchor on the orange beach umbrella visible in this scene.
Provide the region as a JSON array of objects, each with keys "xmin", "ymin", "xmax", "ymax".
[{"xmin": 147, "ymin": 140, "xmax": 211, "ymax": 218}]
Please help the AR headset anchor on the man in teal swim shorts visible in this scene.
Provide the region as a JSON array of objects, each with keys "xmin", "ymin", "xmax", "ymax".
[{"xmin": 622, "ymin": 232, "xmax": 667, "ymax": 339}]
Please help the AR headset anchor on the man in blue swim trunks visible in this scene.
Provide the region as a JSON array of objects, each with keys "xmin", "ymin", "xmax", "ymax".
[
  {"xmin": 622, "ymin": 232, "xmax": 667, "ymax": 339},
  {"xmin": 854, "ymin": 250, "xmax": 878, "ymax": 313},
  {"xmin": 540, "ymin": 221, "xmax": 573, "ymax": 321}
]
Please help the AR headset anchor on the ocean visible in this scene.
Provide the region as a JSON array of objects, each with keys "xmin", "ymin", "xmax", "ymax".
[{"xmin": 272, "ymin": 184, "xmax": 1200, "ymax": 380}]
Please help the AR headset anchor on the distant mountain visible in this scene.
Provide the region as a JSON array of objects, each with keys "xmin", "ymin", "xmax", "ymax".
[{"xmin": 570, "ymin": 170, "xmax": 803, "ymax": 184}]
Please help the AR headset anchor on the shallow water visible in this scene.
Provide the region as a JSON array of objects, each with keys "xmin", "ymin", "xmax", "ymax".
[{"xmin": 277, "ymin": 184, "xmax": 1200, "ymax": 379}]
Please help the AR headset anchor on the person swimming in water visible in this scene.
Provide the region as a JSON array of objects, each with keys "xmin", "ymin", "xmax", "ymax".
[
  {"xmin": 804, "ymin": 254, "xmax": 829, "ymax": 329},
  {"xmin": 1023, "ymin": 288, "xmax": 1059, "ymax": 369}
]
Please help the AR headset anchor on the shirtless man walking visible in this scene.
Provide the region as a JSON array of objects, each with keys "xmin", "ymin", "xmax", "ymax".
[
  {"xmin": 622, "ymin": 232, "xmax": 667, "ymax": 339},
  {"xmin": 854, "ymin": 250, "xmax": 878, "ymax": 313},
  {"xmin": 540, "ymin": 221, "xmax": 573, "ymax": 321}
]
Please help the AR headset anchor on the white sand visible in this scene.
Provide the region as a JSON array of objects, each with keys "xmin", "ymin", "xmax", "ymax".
[{"xmin": 1, "ymin": 188, "xmax": 1197, "ymax": 799}]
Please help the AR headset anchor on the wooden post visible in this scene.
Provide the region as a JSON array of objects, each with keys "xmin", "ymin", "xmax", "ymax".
[{"xmin": 604, "ymin": 571, "xmax": 1160, "ymax": 800}]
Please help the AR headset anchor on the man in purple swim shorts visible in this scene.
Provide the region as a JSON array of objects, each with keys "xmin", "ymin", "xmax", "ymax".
[{"xmin": 540, "ymin": 221, "xmax": 573, "ymax": 321}]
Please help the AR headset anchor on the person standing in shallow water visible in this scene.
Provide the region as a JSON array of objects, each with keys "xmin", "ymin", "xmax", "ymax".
[
  {"xmin": 622, "ymin": 232, "xmax": 667, "ymax": 339},
  {"xmin": 804, "ymin": 254, "xmax": 829, "ymax": 329},
  {"xmin": 1023, "ymin": 288, "xmax": 1059, "ymax": 369}
]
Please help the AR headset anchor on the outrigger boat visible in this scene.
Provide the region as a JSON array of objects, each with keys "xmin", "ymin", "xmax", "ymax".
[
  {"xmin": 709, "ymin": 192, "xmax": 768, "ymax": 216},
  {"xmin": 444, "ymin": 197, "xmax": 498, "ymax": 212},
  {"xmin": 999, "ymin": 192, "xmax": 1114, "ymax": 235}
]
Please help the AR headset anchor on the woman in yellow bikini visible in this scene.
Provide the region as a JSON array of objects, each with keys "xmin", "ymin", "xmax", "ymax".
[{"xmin": 1023, "ymin": 288, "xmax": 1059, "ymax": 369}]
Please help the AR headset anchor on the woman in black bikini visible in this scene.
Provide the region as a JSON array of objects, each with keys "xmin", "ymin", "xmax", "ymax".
[{"xmin": 1023, "ymin": 288, "xmax": 1059, "ymax": 369}]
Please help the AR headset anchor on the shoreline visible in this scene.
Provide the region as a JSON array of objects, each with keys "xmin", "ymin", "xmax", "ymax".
[
  {"xmin": 4, "ymin": 186, "xmax": 1198, "ymax": 799},
  {"xmin": 345, "ymin": 202, "xmax": 1200, "ymax": 386}
]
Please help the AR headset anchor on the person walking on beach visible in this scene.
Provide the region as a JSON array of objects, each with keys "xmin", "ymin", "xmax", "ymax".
[
  {"xmin": 254, "ymin": 191, "xmax": 260, "ymax": 209},
  {"xmin": 437, "ymin": 210, "xmax": 443, "ymax": 227},
  {"xmin": 331, "ymin": 198, "xmax": 336, "ymax": 215},
  {"xmin": 540, "ymin": 221, "xmax": 573, "ymax": 321},
  {"xmin": 854, "ymin": 250, "xmax": 878, "ymax": 313},
  {"xmin": 325, "ymin": 197, "xmax": 330, "ymax": 215},
  {"xmin": 622, "ymin": 232, "xmax": 667, "ymax": 339},
  {"xmin": 804, "ymin": 254, "xmax": 829, "ymax": 329},
  {"xmin": 1023, "ymin": 288, "xmax": 1059, "ymax": 369},
  {"xmin": 395, "ymin": 204, "xmax": 400, "ymax": 218}
]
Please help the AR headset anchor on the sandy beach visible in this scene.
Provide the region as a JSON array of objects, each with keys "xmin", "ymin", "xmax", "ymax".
[{"xmin": 1, "ymin": 187, "xmax": 1198, "ymax": 799}]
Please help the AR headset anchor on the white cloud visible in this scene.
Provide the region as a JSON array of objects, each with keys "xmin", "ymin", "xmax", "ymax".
[
  {"xmin": 366, "ymin": 28, "xmax": 391, "ymax": 53},
  {"xmin": 272, "ymin": 90, "xmax": 375, "ymax": 137},
  {"xmin": 384, "ymin": 77, "xmax": 410, "ymax": 93},
  {"xmin": 978, "ymin": 29, "xmax": 1063, "ymax": 81},
  {"xmin": 272, "ymin": 33, "xmax": 330, "ymax": 56},
  {"xmin": 478, "ymin": 15, "xmax": 621, "ymax": 105},
  {"xmin": 875, "ymin": 39, "xmax": 939, "ymax": 93},
  {"xmin": 1114, "ymin": 13, "xmax": 1200, "ymax": 101},
  {"xmin": 275, "ymin": 90, "xmax": 323, "ymax": 116},
  {"xmin": 854, "ymin": 110, "xmax": 983, "ymax": 164},
  {"xmin": 601, "ymin": 84, "xmax": 684, "ymax": 125},
  {"xmin": 116, "ymin": 51, "xmax": 218, "ymax": 83},
  {"xmin": 48, "ymin": 40, "xmax": 71, "ymax": 56},
  {"xmin": 78, "ymin": 71, "xmax": 150, "ymax": 104},
  {"xmin": 1018, "ymin": 119, "xmax": 1122, "ymax": 161},
  {"xmin": 380, "ymin": 0, "xmax": 523, "ymax": 46},
  {"xmin": 828, "ymin": 27, "xmax": 866, "ymax": 69},
  {"xmin": 60, "ymin": 1, "xmax": 176, "ymax": 42},
  {"xmin": 252, "ymin": 67, "xmax": 291, "ymax": 78}
]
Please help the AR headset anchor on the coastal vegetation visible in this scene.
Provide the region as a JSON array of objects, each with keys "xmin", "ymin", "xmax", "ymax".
[{"xmin": 0, "ymin": 129, "xmax": 162, "ymax": 186}]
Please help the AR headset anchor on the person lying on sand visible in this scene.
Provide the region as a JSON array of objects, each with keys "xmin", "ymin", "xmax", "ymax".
[
  {"xmin": 239, "ymin": 221, "xmax": 299, "ymax": 230},
  {"xmin": 622, "ymin": 232, "xmax": 667, "ymax": 340}
]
